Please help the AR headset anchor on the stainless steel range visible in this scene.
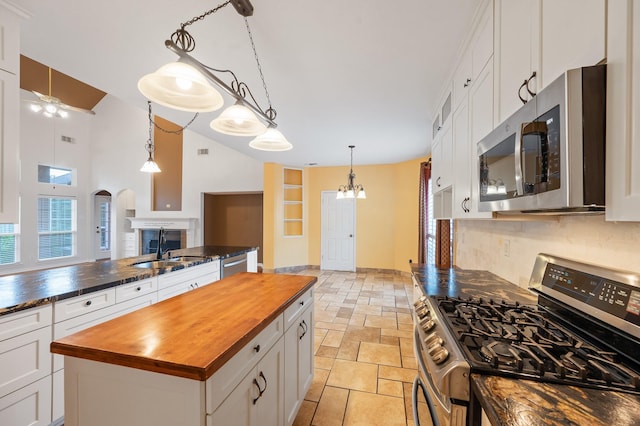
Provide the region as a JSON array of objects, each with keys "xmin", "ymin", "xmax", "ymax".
[{"xmin": 412, "ymin": 254, "xmax": 640, "ymax": 426}]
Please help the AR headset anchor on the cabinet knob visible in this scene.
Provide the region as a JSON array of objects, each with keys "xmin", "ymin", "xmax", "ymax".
[
  {"xmin": 300, "ymin": 300, "xmax": 304, "ymax": 306},
  {"xmin": 254, "ymin": 344, "xmax": 261, "ymax": 353},
  {"xmin": 136, "ymin": 286, "xmax": 141, "ymax": 291},
  {"xmin": 85, "ymin": 300, "xmax": 92, "ymax": 307},
  {"xmin": 463, "ymin": 78, "xmax": 471, "ymax": 88}
]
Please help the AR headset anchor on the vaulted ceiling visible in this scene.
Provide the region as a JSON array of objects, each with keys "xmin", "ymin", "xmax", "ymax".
[{"xmin": 14, "ymin": 0, "xmax": 479, "ymax": 167}]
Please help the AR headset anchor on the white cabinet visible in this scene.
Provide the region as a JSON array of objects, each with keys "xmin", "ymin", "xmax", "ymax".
[
  {"xmin": 0, "ymin": 5, "xmax": 20, "ymax": 224},
  {"xmin": 209, "ymin": 339, "xmax": 284, "ymax": 426},
  {"xmin": 606, "ymin": 0, "xmax": 640, "ymax": 221},
  {"xmin": 247, "ymin": 249, "xmax": 258, "ymax": 273},
  {"xmin": 495, "ymin": 0, "xmax": 606, "ymax": 123},
  {"xmin": 157, "ymin": 261, "xmax": 220, "ymax": 302},
  {"xmin": 431, "ymin": 119, "xmax": 452, "ymax": 194},
  {"xmin": 0, "ymin": 305, "xmax": 52, "ymax": 425},
  {"xmin": 284, "ymin": 302, "xmax": 313, "ymax": 425}
]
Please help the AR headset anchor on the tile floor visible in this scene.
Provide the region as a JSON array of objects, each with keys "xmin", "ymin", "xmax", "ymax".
[{"xmin": 291, "ymin": 269, "xmax": 431, "ymax": 426}]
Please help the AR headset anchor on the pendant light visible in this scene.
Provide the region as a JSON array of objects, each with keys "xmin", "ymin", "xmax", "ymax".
[
  {"xmin": 140, "ymin": 101, "xmax": 161, "ymax": 173},
  {"xmin": 137, "ymin": 0, "xmax": 291, "ymax": 151},
  {"xmin": 337, "ymin": 145, "xmax": 366, "ymax": 199}
]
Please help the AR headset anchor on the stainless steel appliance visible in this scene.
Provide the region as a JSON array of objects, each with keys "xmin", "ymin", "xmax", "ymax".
[
  {"xmin": 477, "ymin": 65, "xmax": 606, "ymax": 213},
  {"xmin": 220, "ymin": 252, "xmax": 248, "ymax": 278},
  {"xmin": 412, "ymin": 254, "xmax": 640, "ymax": 426}
]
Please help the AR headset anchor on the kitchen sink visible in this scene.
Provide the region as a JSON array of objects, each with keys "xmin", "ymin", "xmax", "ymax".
[
  {"xmin": 129, "ymin": 260, "xmax": 185, "ymax": 269},
  {"xmin": 168, "ymin": 256, "xmax": 209, "ymax": 262}
]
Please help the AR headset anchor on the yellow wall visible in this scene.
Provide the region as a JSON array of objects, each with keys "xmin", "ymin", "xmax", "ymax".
[{"xmin": 265, "ymin": 157, "xmax": 426, "ymax": 273}]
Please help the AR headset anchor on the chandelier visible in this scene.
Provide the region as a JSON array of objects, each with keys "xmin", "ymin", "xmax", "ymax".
[
  {"xmin": 337, "ymin": 145, "xmax": 366, "ymax": 199},
  {"xmin": 137, "ymin": 0, "xmax": 292, "ymax": 151},
  {"xmin": 140, "ymin": 101, "xmax": 161, "ymax": 173}
]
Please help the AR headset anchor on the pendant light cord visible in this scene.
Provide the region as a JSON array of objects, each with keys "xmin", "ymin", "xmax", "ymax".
[{"xmin": 245, "ymin": 17, "xmax": 276, "ymax": 120}]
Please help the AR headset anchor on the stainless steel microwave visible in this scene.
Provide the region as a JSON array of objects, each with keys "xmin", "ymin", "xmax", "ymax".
[{"xmin": 477, "ymin": 65, "xmax": 605, "ymax": 213}]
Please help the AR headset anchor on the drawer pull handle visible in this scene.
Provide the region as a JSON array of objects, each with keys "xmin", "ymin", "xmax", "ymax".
[
  {"xmin": 300, "ymin": 300, "xmax": 304, "ymax": 306},
  {"xmin": 252, "ymin": 372, "xmax": 267, "ymax": 405},
  {"xmin": 254, "ymin": 344, "xmax": 261, "ymax": 353},
  {"xmin": 85, "ymin": 300, "xmax": 92, "ymax": 306},
  {"xmin": 299, "ymin": 320, "xmax": 308, "ymax": 340}
]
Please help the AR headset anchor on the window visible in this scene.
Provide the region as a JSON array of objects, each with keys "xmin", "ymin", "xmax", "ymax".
[
  {"xmin": 38, "ymin": 197, "xmax": 76, "ymax": 260},
  {"xmin": 0, "ymin": 224, "xmax": 19, "ymax": 265},
  {"xmin": 427, "ymin": 179, "xmax": 436, "ymax": 264},
  {"xmin": 38, "ymin": 165, "xmax": 73, "ymax": 185},
  {"xmin": 98, "ymin": 197, "xmax": 111, "ymax": 251}
]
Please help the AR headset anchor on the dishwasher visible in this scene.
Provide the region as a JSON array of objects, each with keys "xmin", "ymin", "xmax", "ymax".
[{"xmin": 220, "ymin": 252, "xmax": 248, "ymax": 278}]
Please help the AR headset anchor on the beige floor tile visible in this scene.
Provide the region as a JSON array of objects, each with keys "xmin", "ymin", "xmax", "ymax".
[
  {"xmin": 397, "ymin": 312, "xmax": 413, "ymax": 324},
  {"xmin": 312, "ymin": 386, "xmax": 349, "ymax": 426},
  {"xmin": 293, "ymin": 400, "xmax": 317, "ymax": 426},
  {"xmin": 316, "ymin": 321, "xmax": 348, "ymax": 331},
  {"xmin": 342, "ymin": 326, "xmax": 381, "ymax": 343},
  {"xmin": 378, "ymin": 365, "xmax": 418, "ymax": 383},
  {"xmin": 377, "ymin": 378, "xmax": 404, "ymax": 397},
  {"xmin": 348, "ymin": 313, "xmax": 366, "ymax": 327},
  {"xmin": 336, "ymin": 340, "xmax": 360, "ymax": 361},
  {"xmin": 322, "ymin": 330, "xmax": 345, "ymax": 348},
  {"xmin": 315, "ymin": 356, "xmax": 336, "ymax": 370},
  {"xmin": 364, "ymin": 315, "xmax": 398, "ymax": 330},
  {"xmin": 381, "ymin": 328, "xmax": 413, "ymax": 339},
  {"xmin": 343, "ymin": 390, "xmax": 407, "ymax": 426},
  {"xmin": 381, "ymin": 335, "xmax": 400, "ymax": 346},
  {"xmin": 315, "ymin": 310, "xmax": 337, "ymax": 323},
  {"xmin": 316, "ymin": 345, "xmax": 339, "ymax": 358},
  {"xmin": 399, "ymin": 337, "xmax": 414, "ymax": 358},
  {"xmin": 306, "ymin": 368, "xmax": 330, "ymax": 402},
  {"xmin": 326, "ymin": 359, "xmax": 378, "ymax": 392},
  {"xmin": 333, "ymin": 317, "xmax": 349, "ymax": 325},
  {"xmin": 353, "ymin": 304, "xmax": 382, "ymax": 315},
  {"xmin": 357, "ymin": 341, "xmax": 402, "ymax": 367},
  {"xmin": 402, "ymin": 356, "xmax": 417, "ymax": 369}
]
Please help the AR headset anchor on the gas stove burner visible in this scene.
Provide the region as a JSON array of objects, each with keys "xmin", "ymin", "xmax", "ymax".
[
  {"xmin": 479, "ymin": 341, "xmax": 523, "ymax": 370},
  {"xmin": 504, "ymin": 309, "xmax": 527, "ymax": 323},
  {"xmin": 495, "ymin": 322, "xmax": 519, "ymax": 339}
]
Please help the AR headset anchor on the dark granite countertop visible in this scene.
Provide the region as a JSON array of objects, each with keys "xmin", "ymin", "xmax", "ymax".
[
  {"xmin": 0, "ymin": 246, "xmax": 257, "ymax": 316},
  {"xmin": 410, "ymin": 263, "xmax": 640, "ymax": 426}
]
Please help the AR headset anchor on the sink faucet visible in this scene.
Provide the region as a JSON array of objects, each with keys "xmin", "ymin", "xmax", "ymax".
[{"xmin": 156, "ymin": 227, "xmax": 166, "ymax": 260}]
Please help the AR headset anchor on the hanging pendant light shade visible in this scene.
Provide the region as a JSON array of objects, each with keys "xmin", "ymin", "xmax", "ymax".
[
  {"xmin": 137, "ymin": 61, "xmax": 224, "ymax": 112},
  {"xmin": 337, "ymin": 145, "xmax": 366, "ymax": 200},
  {"xmin": 140, "ymin": 155, "xmax": 161, "ymax": 173},
  {"xmin": 210, "ymin": 102, "xmax": 267, "ymax": 136},
  {"xmin": 249, "ymin": 127, "xmax": 293, "ymax": 151}
]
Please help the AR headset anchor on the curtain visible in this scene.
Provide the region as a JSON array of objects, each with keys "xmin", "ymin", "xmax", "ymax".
[
  {"xmin": 418, "ymin": 161, "xmax": 431, "ymax": 263},
  {"xmin": 436, "ymin": 219, "xmax": 451, "ymax": 268}
]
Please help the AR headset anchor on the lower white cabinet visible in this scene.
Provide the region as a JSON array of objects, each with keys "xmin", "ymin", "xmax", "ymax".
[
  {"xmin": 0, "ymin": 375, "xmax": 51, "ymax": 426},
  {"xmin": 0, "ymin": 305, "xmax": 52, "ymax": 425},
  {"xmin": 284, "ymin": 303, "xmax": 314, "ymax": 425},
  {"xmin": 209, "ymin": 339, "xmax": 284, "ymax": 426}
]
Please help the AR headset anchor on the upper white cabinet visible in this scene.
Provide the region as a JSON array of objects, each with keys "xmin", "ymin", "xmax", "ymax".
[
  {"xmin": 0, "ymin": 5, "xmax": 20, "ymax": 224},
  {"xmin": 606, "ymin": 0, "xmax": 640, "ymax": 221},
  {"xmin": 495, "ymin": 0, "xmax": 606, "ymax": 123}
]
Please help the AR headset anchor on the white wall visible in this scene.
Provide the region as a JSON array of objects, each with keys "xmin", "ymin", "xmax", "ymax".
[
  {"xmin": 455, "ymin": 216, "xmax": 640, "ymax": 288},
  {"xmin": 1, "ymin": 92, "xmax": 263, "ymax": 274}
]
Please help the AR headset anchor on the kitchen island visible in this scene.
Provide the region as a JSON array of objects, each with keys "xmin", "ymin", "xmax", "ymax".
[{"xmin": 51, "ymin": 272, "xmax": 316, "ymax": 426}]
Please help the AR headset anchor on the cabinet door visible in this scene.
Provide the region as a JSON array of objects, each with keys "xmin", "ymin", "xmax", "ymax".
[
  {"xmin": 254, "ymin": 339, "xmax": 284, "ymax": 426},
  {"xmin": 431, "ymin": 122, "xmax": 452, "ymax": 193},
  {"xmin": 210, "ymin": 371, "xmax": 253, "ymax": 426},
  {"xmin": 452, "ymin": 100, "xmax": 470, "ymax": 218},
  {"xmin": 606, "ymin": 0, "xmax": 640, "ymax": 221},
  {"xmin": 0, "ymin": 69, "xmax": 19, "ymax": 224},
  {"xmin": 495, "ymin": 0, "xmax": 538, "ymax": 123},
  {"xmin": 539, "ymin": 0, "xmax": 606, "ymax": 89},
  {"xmin": 0, "ymin": 376, "xmax": 51, "ymax": 426},
  {"xmin": 284, "ymin": 305, "xmax": 313, "ymax": 425}
]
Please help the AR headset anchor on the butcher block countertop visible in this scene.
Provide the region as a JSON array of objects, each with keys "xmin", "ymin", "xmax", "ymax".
[{"xmin": 50, "ymin": 272, "xmax": 316, "ymax": 381}]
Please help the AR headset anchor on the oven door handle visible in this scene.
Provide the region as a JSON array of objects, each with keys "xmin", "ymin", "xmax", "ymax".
[{"xmin": 412, "ymin": 376, "xmax": 441, "ymax": 426}]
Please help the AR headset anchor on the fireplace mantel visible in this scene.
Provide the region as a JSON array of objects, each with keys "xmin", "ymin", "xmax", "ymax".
[{"xmin": 128, "ymin": 218, "xmax": 197, "ymax": 230}]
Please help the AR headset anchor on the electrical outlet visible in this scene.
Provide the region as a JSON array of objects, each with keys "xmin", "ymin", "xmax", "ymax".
[{"xmin": 503, "ymin": 240, "xmax": 510, "ymax": 257}]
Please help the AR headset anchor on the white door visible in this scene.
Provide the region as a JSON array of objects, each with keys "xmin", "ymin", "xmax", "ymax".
[
  {"xmin": 321, "ymin": 191, "xmax": 355, "ymax": 271},
  {"xmin": 94, "ymin": 194, "xmax": 111, "ymax": 260}
]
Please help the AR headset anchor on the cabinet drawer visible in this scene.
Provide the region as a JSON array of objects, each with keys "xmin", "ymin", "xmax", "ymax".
[
  {"xmin": 157, "ymin": 262, "xmax": 219, "ymax": 289},
  {"xmin": 284, "ymin": 288, "xmax": 314, "ymax": 330},
  {"xmin": 0, "ymin": 326, "xmax": 51, "ymax": 397},
  {"xmin": 115, "ymin": 278, "xmax": 157, "ymax": 303},
  {"xmin": 206, "ymin": 314, "xmax": 284, "ymax": 413},
  {"xmin": 53, "ymin": 293, "xmax": 157, "ymax": 371},
  {"xmin": 0, "ymin": 305, "xmax": 52, "ymax": 342},
  {"xmin": 0, "ymin": 375, "xmax": 51, "ymax": 426},
  {"xmin": 53, "ymin": 288, "xmax": 116, "ymax": 323}
]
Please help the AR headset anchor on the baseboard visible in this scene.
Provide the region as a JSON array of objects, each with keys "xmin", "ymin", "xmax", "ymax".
[{"xmin": 264, "ymin": 265, "xmax": 410, "ymax": 277}]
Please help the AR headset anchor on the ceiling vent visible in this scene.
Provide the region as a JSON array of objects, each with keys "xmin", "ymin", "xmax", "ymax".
[{"xmin": 61, "ymin": 135, "xmax": 75, "ymax": 143}]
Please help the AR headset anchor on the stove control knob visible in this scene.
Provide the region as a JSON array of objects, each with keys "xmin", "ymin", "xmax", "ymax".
[
  {"xmin": 424, "ymin": 332, "xmax": 440, "ymax": 346},
  {"xmin": 420, "ymin": 318, "xmax": 436, "ymax": 332},
  {"xmin": 415, "ymin": 306, "xmax": 429, "ymax": 319},
  {"xmin": 425, "ymin": 335, "xmax": 444, "ymax": 349},
  {"xmin": 427, "ymin": 341, "xmax": 443, "ymax": 356},
  {"xmin": 431, "ymin": 347, "xmax": 449, "ymax": 365},
  {"xmin": 413, "ymin": 296, "xmax": 427, "ymax": 308}
]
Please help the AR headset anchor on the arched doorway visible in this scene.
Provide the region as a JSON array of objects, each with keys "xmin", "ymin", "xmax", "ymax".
[{"xmin": 94, "ymin": 190, "xmax": 112, "ymax": 260}]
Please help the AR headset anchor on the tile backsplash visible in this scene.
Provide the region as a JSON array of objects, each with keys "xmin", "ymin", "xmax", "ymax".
[{"xmin": 455, "ymin": 215, "xmax": 640, "ymax": 288}]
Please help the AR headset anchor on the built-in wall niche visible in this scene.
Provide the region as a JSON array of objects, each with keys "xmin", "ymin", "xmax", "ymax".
[{"xmin": 283, "ymin": 168, "xmax": 303, "ymax": 236}]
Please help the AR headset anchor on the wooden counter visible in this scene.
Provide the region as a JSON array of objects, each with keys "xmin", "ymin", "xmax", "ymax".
[{"xmin": 50, "ymin": 272, "xmax": 316, "ymax": 381}]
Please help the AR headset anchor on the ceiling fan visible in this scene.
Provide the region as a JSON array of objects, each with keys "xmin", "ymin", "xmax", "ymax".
[{"xmin": 27, "ymin": 67, "xmax": 96, "ymax": 117}]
